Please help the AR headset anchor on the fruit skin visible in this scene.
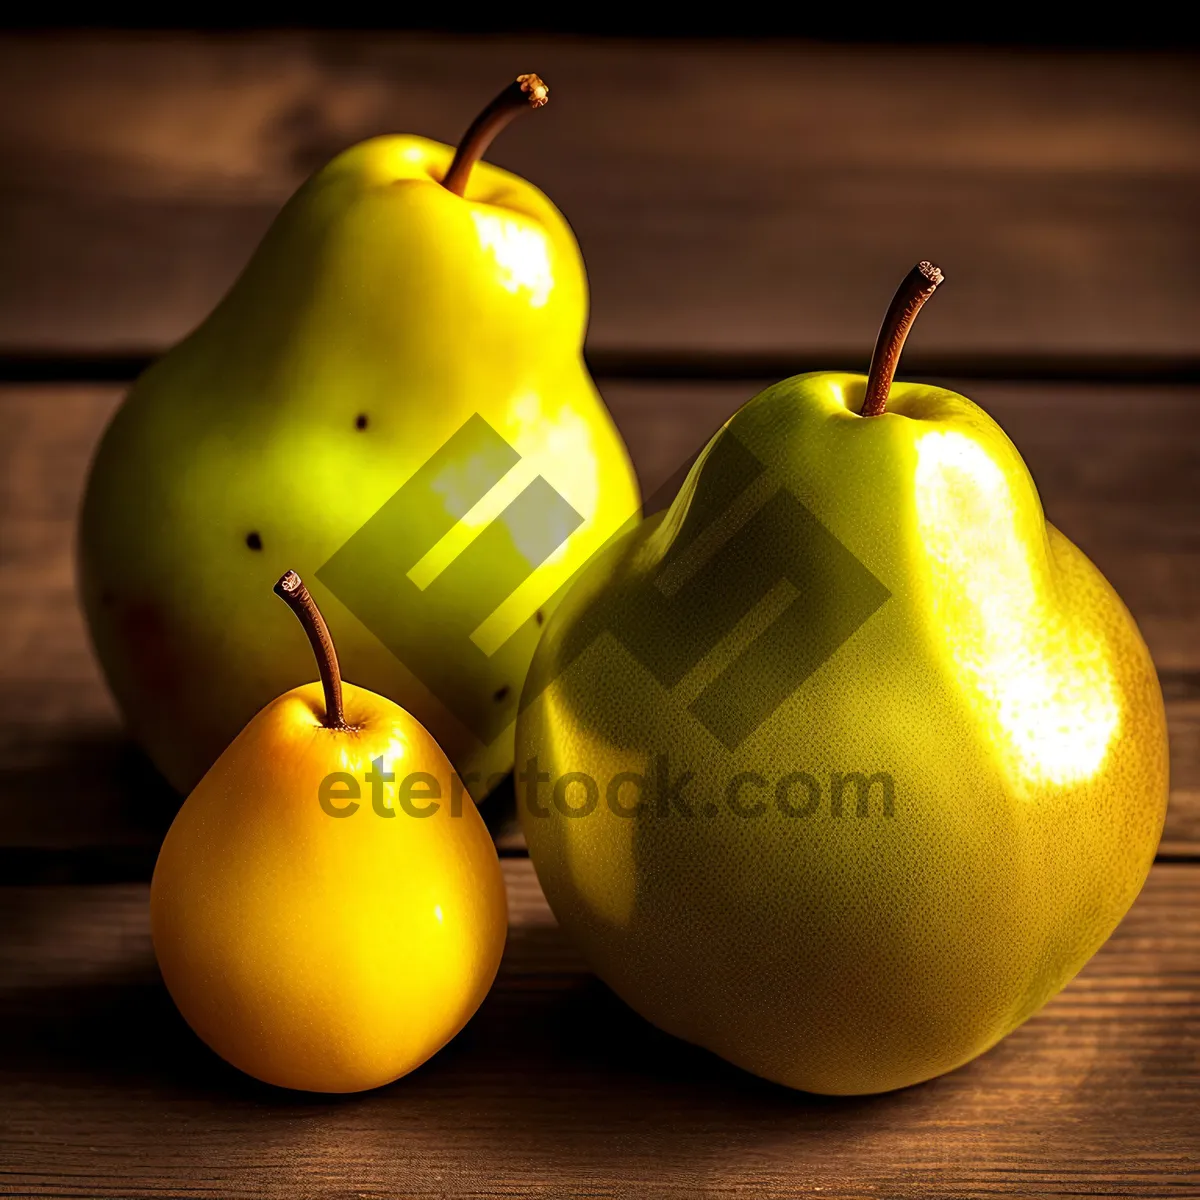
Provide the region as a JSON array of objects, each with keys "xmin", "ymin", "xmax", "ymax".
[
  {"xmin": 151, "ymin": 680, "xmax": 507, "ymax": 1093},
  {"xmin": 79, "ymin": 134, "xmax": 640, "ymax": 799},
  {"xmin": 516, "ymin": 371, "xmax": 1169, "ymax": 1095}
]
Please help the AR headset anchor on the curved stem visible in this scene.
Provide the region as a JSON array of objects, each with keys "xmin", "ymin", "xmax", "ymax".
[
  {"xmin": 860, "ymin": 261, "xmax": 945, "ymax": 417},
  {"xmin": 441, "ymin": 73, "xmax": 549, "ymax": 198},
  {"xmin": 274, "ymin": 571, "xmax": 350, "ymax": 730}
]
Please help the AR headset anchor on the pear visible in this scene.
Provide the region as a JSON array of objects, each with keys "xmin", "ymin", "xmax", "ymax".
[
  {"xmin": 151, "ymin": 571, "xmax": 507, "ymax": 1093},
  {"xmin": 515, "ymin": 264, "xmax": 1169, "ymax": 1095},
  {"xmin": 80, "ymin": 74, "xmax": 640, "ymax": 798}
]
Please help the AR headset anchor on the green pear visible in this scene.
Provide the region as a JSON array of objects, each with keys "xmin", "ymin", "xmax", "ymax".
[
  {"xmin": 515, "ymin": 263, "xmax": 1169, "ymax": 1094},
  {"xmin": 80, "ymin": 75, "xmax": 640, "ymax": 798}
]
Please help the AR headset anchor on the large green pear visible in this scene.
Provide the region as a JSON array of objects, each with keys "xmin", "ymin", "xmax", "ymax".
[
  {"xmin": 80, "ymin": 76, "xmax": 640, "ymax": 798},
  {"xmin": 515, "ymin": 265, "xmax": 1168, "ymax": 1094}
]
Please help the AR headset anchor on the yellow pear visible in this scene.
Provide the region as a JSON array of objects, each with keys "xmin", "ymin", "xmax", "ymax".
[
  {"xmin": 152, "ymin": 571, "xmax": 507, "ymax": 1092},
  {"xmin": 80, "ymin": 74, "xmax": 640, "ymax": 800},
  {"xmin": 516, "ymin": 264, "xmax": 1169, "ymax": 1094}
]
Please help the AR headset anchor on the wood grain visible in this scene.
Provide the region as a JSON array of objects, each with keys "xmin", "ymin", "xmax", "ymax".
[
  {"xmin": 1, "ymin": 34, "xmax": 1198, "ymax": 362},
  {"xmin": 0, "ymin": 380, "xmax": 1197, "ymax": 860},
  {"xmin": 0, "ymin": 858, "xmax": 1196, "ymax": 1197}
]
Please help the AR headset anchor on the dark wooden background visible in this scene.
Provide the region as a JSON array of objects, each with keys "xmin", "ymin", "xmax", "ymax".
[{"xmin": 0, "ymin": 31, "xmax": 1197, "ymax": 1197}]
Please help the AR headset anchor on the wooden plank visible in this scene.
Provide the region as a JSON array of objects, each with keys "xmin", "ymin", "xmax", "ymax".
[
  {"xmin": 1, "ymin": 34, "xmax": 1198, "ymax": 361},
  {"xmin": 1, "ymin": 381, "xmax": 1197, "ymax": 858},
  {"xmin": 0, "ymin": 858, "xmax": 1196, "ymax": 1196}
]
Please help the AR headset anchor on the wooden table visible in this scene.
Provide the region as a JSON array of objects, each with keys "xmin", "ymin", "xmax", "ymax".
[{"xmin": 1, "ymin": 33, "xmax": 1197, "ymax": 1197}]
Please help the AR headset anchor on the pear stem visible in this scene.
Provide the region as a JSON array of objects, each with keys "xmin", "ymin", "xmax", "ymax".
[
  {"xmin": 860, "ymin": 262, "xmax": 945, "ymax": 417},
  {"xmin": 274, "ymin": 571, "xmax": 350, "ymax": 731},
  {"xmin": 441, "ymin": 73, "xmax": 549, "ymax": 198}
]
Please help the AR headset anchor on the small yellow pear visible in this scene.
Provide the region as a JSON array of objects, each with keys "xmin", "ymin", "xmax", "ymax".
[{"xmin": 151, "ymin": 572, "xmax": 507, "ymax": 1092}]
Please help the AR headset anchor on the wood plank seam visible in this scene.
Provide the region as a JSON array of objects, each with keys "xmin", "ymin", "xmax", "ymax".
[{"xmin": 4, "ymin": 353, "xmax": 1200, "ymax": 386}]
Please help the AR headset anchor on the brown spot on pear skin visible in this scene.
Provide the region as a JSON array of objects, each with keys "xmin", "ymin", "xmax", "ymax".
[
  {"xmin": 494, "ymin": 685, "xmax": 510, "ymax": 703},
  {"xmin": 245, "ymin": 532, "xmax": 263, "ymax": 551},
  {"xmin": 355, "ymin": 414, "xmax": 368, "ymax": 430},
  {"xmin": 118, "ymin": 600, "xmax": 181, "ymax": 703}
]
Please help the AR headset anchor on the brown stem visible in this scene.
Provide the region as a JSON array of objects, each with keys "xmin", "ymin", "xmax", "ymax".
[
  {"xmin": 274, "ymin": 571, "xmax": 350, "ymax": 730},
  {"xmin": 441, "ymin": 73, "xmax": 549, "ymax": 197},
  {"xmin": 860, "ymin": 262, "xmax": 945, "ymax": 417}
]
